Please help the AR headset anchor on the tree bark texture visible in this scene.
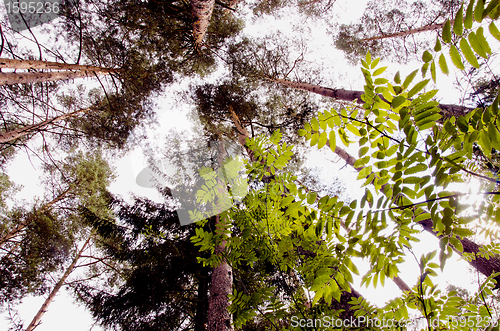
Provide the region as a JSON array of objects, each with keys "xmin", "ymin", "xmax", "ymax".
[
  {"xmin": 268, "ymin": 77, "xmax": 474, "ymax": 120},
  {"xmin": 0, "ymin": 187, "xmax": 70, "ymax": 250},
  {"xmin": 0, "ymin": 70, "xmax": 113, "ymax": 86},
  {"xmin": 190, "ymin": 0, "xmax": 216, "ymax": 49},
  {"xmin": 0, "ymin": 108, "xmax": 91, "ymax": 144},
  {"xmin": 207, "ymin": 139, "xmax": 233, "ymax": 331},
  {"xmin": 360, "ymin": 22, "xmax": 447, "ymax": 42},
  {"xmin": 25, "ymin": 233, "xmax": 92, "ymax": 331},
  {"xmin": 0, "ymin": 58, "xmax": 118, "ymax": 73}
]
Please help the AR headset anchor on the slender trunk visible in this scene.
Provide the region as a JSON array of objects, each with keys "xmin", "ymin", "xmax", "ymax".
[
  {"xmin": 360, "ymin": 22, "xmax": 448, "ymax": 42},
  {"xmin": 0, "ymin": 187, "xmax": 70, "ymax": 249},
  {"xmin": 0, "ymin": 58, "xmax": 119, "ymax": 73},
  {"xmin": 0, "ymin": 107, "xmax": 91, "ymax": 144},
  {"xmin": 331, "ymin": 142, "xmax": 500, "ymax": 288},
  {"xmin": 25, "ymin": 233, "xmax": 92, "ymax": 331},
  {"xmin": 190, "ymin": 0, "xmax": 216, "ymax": 49},
  {"xmin": 207, "ymin": 139, "xmax": 233, "ymax": 331},
  {"xmin": 0, "ymin": 70, "xmax": 113, "ymax": 86},
  {"xmin": 267, "ymin": 77, "xmax": 474, "ymax": 119}
]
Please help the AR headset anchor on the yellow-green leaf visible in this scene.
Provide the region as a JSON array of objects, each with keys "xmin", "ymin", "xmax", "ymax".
[
  {"xmin": 329, "ymin": 130, "xmax": 336, "ymax": 152},
  {"xmin": 434, "ymin": 37, "xmax": 442, "ymax": 52},
  {"xmin": 453, "ymin": 5, "xmax": 464, "ymax": 36},
  {"xmin": 442, "ymin": 19, "xmax": 452, "ymax": 43},
  {"xmin": 318, "ymin": 131, "xmax": 328, "ymax": 149},
  {"xmin": 490, "ymin": 22, "xmax": 500, "ymax": 42},
  {"xmin": 394, "ymin": 71, "xmax": 401, "ymax": 84},
  {"xmin": 483, "ymin": 0, "xmax": 499, "ymax": 18},
  {"xmin": 475, "ymin": 0, "xmax": 485, "ymax": 22},
  {"xmin": 449, "ymin": 45, "xmax": 464, "ymax": 70},
  {"xmin": 311, "ymin": 117, "xmax": 319, "ymax": 131},
  {"xmin": 422, "ymin": 50, "xmax": 433, "ymax": 63},
  {"xmin": 438, "ymin": 53, "xmax": 449, "ymax": 75},
  {"xmin": 476, "ymin": 27, "xmax": 492, "ymax": 55},
  {"xmin": 402, "ymin": 69, "xmax": 418, "ymax": 89},
  {"xmin": 373, "ymin": 66, "xmax": 387, "ymax": 76},
  {"xmin": 469, "ymin": 31, "xmax": 488, "ymax": 59},
  {"xmin": 460, "ymin": 38, "xmax": 480, "ymax": 68},
  {"xmin": 431, "ymin": 60, "xmax": 436, "ymax": 83},
  {"xmin": 408, "ymin": 79, "xmax": 430, "ymax": 98},
  {"xmin": 465, "ymin": 0, "xmax": 475, "ymax": 29}
]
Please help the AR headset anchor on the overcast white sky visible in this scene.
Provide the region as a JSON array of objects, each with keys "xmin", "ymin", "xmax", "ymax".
[{"xmin": 1, "ymin": 0, "xmax": 497, "ymax": 330}]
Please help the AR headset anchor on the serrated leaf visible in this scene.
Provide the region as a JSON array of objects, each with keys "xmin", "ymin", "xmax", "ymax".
[
  {"xmin": 454, "ymin": 5, "xmax": 464, "ymax": 36},
  {"xmin": 318, "ymin": 131, "xmax": 327, "ymax": 149},
  {"xmin": 371, "ymin": 58, "xmax": 380, "ymax": 69},
  {"xmin": 402, "ymin": 69, "xmax": 418, "ymax": 89},
  {"xmin": 460, "ymin": 38, "xmax": 480, "ymax": 68},
  {"xmin": 329, "ymin": 130, "xmax": 336, "ymax": 152},
  {"xmin": 490, "ymin": 22, "xmax": 500, "ymax": 42},
  {"xmin": 434, "ymin": 37, "xmax": 442, "ymax": 52},
  {"xmin": 442, "ymin": 19, "xmax": 452, "ymax": 43},
  {"xmin": 484, "ymin": 0, "xmax": 499, "ymax": 18},
  {"xmin": 477, "ymin": 27, "xmax": 492, "ymax": 55},
  {"xmin": 469, "ymin": 31, "xmax": 488, "ymax": 59},
  {"xmin": 449, "ymin": 45, "xmax": 464, "ymax": 70},
  {"xmin": 431, "ymin": 60, "xmax": 436, "ymax": 82},
  {"xmin": 475, "ymin": 0, "xmax": 485, "ymax": 22},
  {"xmin": 408, "ymin": 79, "xmax": 430, "ymax": 98},
  {"xmin": 373, "ymin": 66, "xmax": 387, "ymax": 76},
  {"xmin": 422, "ymin": 50, "xmax": 433, "ymax": 63},
  {"xmin": 421, "ymin": 62, "xmax": 429, "ymax": 77},
  {"xmin": 438, "ymin": 53, "xmax": 449, "ymax": 75},
  {"xmin": 465, "ymin": 0, "xmax": 475, "ymax": 29},
  {"xmin": 366, "ymin": 51, "xmax": 372, "ymax": 65},
  {"xmin": 394, "ymin": 71, "xmax": 401, "ymax": 84}
]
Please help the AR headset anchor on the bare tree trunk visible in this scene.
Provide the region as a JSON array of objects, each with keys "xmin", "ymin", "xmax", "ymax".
[
  {"xmin": 25, "ymin": 233, "xmax": 92, "ymax": 331},
  {"xmin": 0, "ymin": 58, "xmax": 119, "ymax": 73},
  {"xmin": 190, "ymin": 0, "xmax": 216, "ymax": 50},
  {"xmin": 0, "ymin": 107, "xmax": 91, "ymax": 144},
  {"xmin": 267, "ymin": 77, "xmax": 474, "ymax": 119},
  {"xmin": 0, "ymin": 70, "xmax": 113, "ymax": 86},
  {"xmin": 207, "ymin": 138, "xmax": 233, "ymax": 331},
  {"xmin": 0, "ymin": 187, "xmax": 70, "ymax": 250},
  {"xmin": 331, "ymin": 142, "xmax": 500, "ymax": 288},
  {"xmin": 360, "ymin": 22, "xmax": 447, "ymax": 42}
]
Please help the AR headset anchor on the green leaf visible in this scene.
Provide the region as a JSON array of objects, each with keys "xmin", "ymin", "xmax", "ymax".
[
  {"xmin": 329, "ymin": 130, "xmax": 336, "ymax": 152},
  {"xmin": 298, "ymin": 129, "xmax": 307, "ymax": 136},
  {"xmin": 484, "ymin": 0, "xmax": 500, "ymax": 18},
  {"xmin": 422, "ymin": 50, "xmax": 433, "ymax": 63},
  {"xmin": 438, "ymin": 53, "xmax": 449, "ymax": 75},
  {"xmin": 469, "ymin": 31, "xmax": 488, "ymax": 59},
  {"xmin": 475, "ymin": 0, "xmax": 485, "ymax": 22},
  {"xmin": 490, "ymin": 22, "xmax": 500, "ymax": 42},
  {"xmin": 431, "ymin": 60, "xmax": 436, "ymax": 82},
  {"xmin": 453, "ymin": 5, "xmax": 464, "ymax": 36},
  {"xmin": 442, "ymin": 19, "xmax": 452, "ymax": 43},
  {"xmin": 366, "ymin": 51, "xmax": 372, "ymax": 65},
  {"xmin": 373, "ymin": 66, "xmax": 387, "ymax": 76},
  {"xmin": 465, "ymin": 0, "xmax": 475, "ymax": 29},
  {"xmin": 408, "ymin": 79, "xmax": 430, "ymax": 98},
  {"xmin": 392, "ymin": 95, "xmax": 407, "ymax": 109},
  {"xmin": 307, "ymin": 192, "xmax": 318, "ymax": 204},
  {"xmin": 460, "ymin": 38, "xmax": 480, "ymax": 68},
  {"xmin": 318, "ymin": 131, "xmax": 327, "ymax": 149},
  {"xmin": 477, "ymin": 27, "xmax": 492, "ymax": 55},
  {"xmin": 311, "ymin": 117, "xmax": 319, "ymax": 131},
  {"xmin": 449, "ymin": 45, "xmax": 465, "ymax": 70},
  {"xmin": 402, "ymin": 69, "xmax": 418, "ymax": 89},
  {"xmin": 394, "ymin": 71, "xmax": 401, "ymax": 84},
  {"xmin": 310, "ymin": 133, "xmax": 318, "ymax": 147},
  {"xmin": 371, "ymin": 57, "xmax": 380, "ymax": 69},
  {"xmin": 434, "ymin": 37, "xmax": 442, "ymax": 52}
]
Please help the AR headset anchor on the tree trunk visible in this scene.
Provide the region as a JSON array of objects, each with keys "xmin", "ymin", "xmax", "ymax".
[
  {"xmin": 0, "ymin": 107, "xmax": 91, "ymax": 144},
  {"xmin": 0, "ymin": 187, "xmax": 70, "ymax": 250},
  {"xmin": 0, "ymin": 58, "xmax": 119, "ymax": 73},
  {"xmin": 267, "ymin": 77, "xmax": 474, "ymax": 119},
  {"xmin": 0, "ymin": 70, "xmax": 113, "ymax": 86},
  {"xmin": 194, "ymin": 268, "xmax": 209, "ymax": 331},
  {"xmin": 25, "ymin": 233, "xmax": 92, "ymax": 331},
  {"xmin": 190, "ymin": 0, "xmax": 216, "ymax": 50},
  {"xmin": 360, "ymin": 22, "xmax": 447, "ymax": 42},
  {"xmin": 332, "ymin": 142, "xmax": 500, "ymax": 289},
  {"xmin": 207, "ymin": 139, "xmax": 233, "ymax": 331}
]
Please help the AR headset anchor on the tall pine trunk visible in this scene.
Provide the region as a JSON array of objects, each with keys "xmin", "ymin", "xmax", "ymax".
[
  {"xmin": 0, "ymin": 58, "xmax": 119, "ymax": 73},
  {"xmin": 267, "ymin": 77, "xmax": 473, "ymax": 119},
  {"xmin": 0, "ymin": 70, "xmax": 112, "ymax": 86},
  {"xmin": 331, "ymin": 142, "xmax": 500, "ymax": 288},
  {"xmin": 25, "ymin": 232, "xmax": 92, "ymax": 331},
  {"xmin": 0, "ymin": 107, "xmax": 91, "ymax": 144},
  {"xmin": 190, "ymin": 0, "xmax": 216, "ymax": 50},
  {"xmin": 207, "ymin": 138, "xmax": 233, "ymax": 331},
  {"xmin": 0, "ymin": 187, "xmax": 70, "ymax": 249},
  {"xmin": 360, "ymin": 22, "xmax": 448, "ymax": 42}
]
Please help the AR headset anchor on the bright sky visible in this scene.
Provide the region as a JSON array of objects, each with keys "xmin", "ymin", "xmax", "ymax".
[{"xmin": 1, "ymin": 0, "xmax": 497, "ymax": 330}]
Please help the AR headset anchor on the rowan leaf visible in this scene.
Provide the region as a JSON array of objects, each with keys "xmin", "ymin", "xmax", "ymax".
[
  {"xmin": 422, "ymin": 50, "xmax": 433, "ymax": 63},
  {"xmin": 469, "ymin": 31, "xmax": 488, "ymax": 59},
  {"xmin": 329, "ymin": 130, "xmax": 336, "ymax": 152},
  {"xmin": 489, "ymin": 22, "xmax": 500, "ymax": 42},
  {"xmin": 438, "ymin": 53, "xmax": 449, "ymax": 75},
  {"xmin": 453, "ymin": 5, "xmax": 464, "ymax": 36},
  {"xmin": 449, "ymin": 45, "xmax": 464, "ymax": 70},
  {"xmin": 442, "ymin": 19, "xmax": 452, "ymax": 43},
  {"xmin": 475, "ymin": 0, "xmax": 485, "ymax": 23},
  {"xmin": 460, "ymin": 38, "xmax": 480, "ymax": 68},
  {"xmin": 465, "ymin": 0, "xmax": 475, "ymax": 29}
]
